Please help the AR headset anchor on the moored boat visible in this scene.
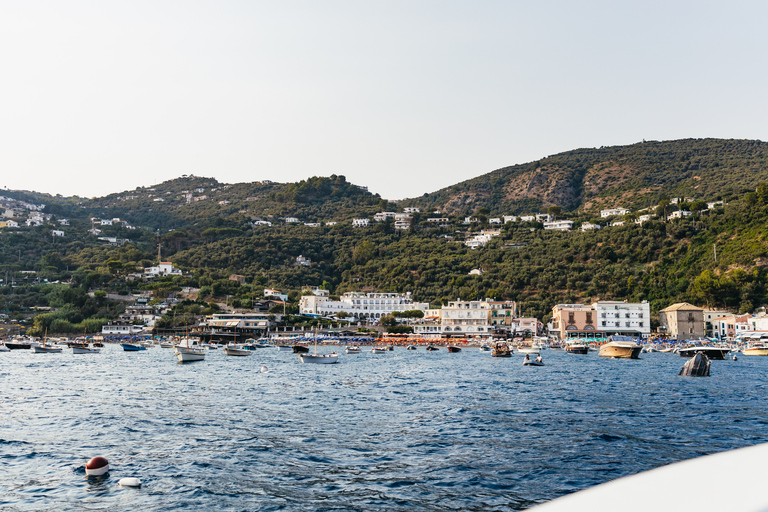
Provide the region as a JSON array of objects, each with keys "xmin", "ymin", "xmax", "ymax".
[
  {"xmin": 598, "ymin": 336, "xmax": 642, "ymax": 359},
  {"xmin": 345, "ymin": 346, "xmax": 361, "ymax": 354},
  {"xmin": 742, "ymin": 343, "xmax": 768, "ymax": 356},
  {"xmin": 425, "ymin": 345, "xmax": 439, "ymax": 351},
  {"xmin": 223, "ymin": 344, "xmax": 252, "ymax": 356},
  {"xmin": 678, "ymin": 345, "xmax": 729, "ymax": 360},
  {"xmin": 447, "ymin": 345, "xmax": 461, "ymax": 353},
  {"xmin": 371, "ymin": 347, "xmax": 388, "ymax": 354},
  {"xmin": 292, "ymin": 345, "xmax": 310, "ymax": 354},
  {"xmin": 298, "ymin": 352, "xmax": 339, "ymax": 364},
  {"xmin": 406, "ymin": 345, "xmax": 417, "ymax": 350},
  {"xmin": 121, "ymin": 343, "xmax": 146, "ymax": 351},
  {"xmin": 491, "ymin": 342, "xmax": 511, "ymax": 357},
  {"xmin": 564, "ymin": 339, "xmax": 590, "ymax": 354}
]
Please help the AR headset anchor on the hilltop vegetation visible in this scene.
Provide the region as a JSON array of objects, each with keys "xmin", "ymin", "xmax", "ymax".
[{"xmin": 405, "ymin": 138, "xmax": 768, "ymax": 216}]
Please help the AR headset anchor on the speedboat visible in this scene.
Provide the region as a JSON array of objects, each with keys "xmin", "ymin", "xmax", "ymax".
[
  {"xmin": 678, "ymin": 345, "xmax": 729, "ymax": 360},
  {"xmin": 425, "ymin": 345, "xmax": 439, "ymax": 351},
  {"xmin": 598, "ymin": 336, "xmax": 643, "ymax": 359},
  {"xmin": 345, "ymin": 346, "xmax": 361, "ymax": 354},
  {"xmin": 406, "ymin": 345, "xmax": 417, "ymax": 350},
  {"xmin": 479, "ymin": 344, "xmax": 491, "ymax": 351},
  {"xmin": 447, "ymin": 346, "xmax": 461, "ymax": 353},
  {"xmin": 742, "ymin": 343, "xmax": 768, "ymax": 356},
  {"xmin": 564, "ymin": 339, "xmax": 590, "ymax": 354}
]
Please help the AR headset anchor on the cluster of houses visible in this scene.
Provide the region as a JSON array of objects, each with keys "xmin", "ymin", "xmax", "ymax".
[
  {"xmin": 548, "ymin": 300, "xmax": 768, "ymax": 340},
  {"xmin": 0, "ymin": 196, "xmax": 50, "ymax": 229}
]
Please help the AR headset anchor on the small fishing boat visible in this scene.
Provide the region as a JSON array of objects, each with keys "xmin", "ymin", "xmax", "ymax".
[
  {"xmin": 223, "ymin": 344, "xmax": 252, "ymax": 356},
  {"xmin": 345, "ymin": 346, "xmax": 361, "ymax": 354},
  {"xmin": 122, "ymin": 343, "xmax": 146, "ymax": 351},
  {"xmin": 175, "ymin": 336, "xmax": 205, "ymax": 362},
  {"xmin": 33, "ymin": 331, "xmax": 63, "ymax": 353},
  {"xmin": 371, "ymin": 347, "xmax": 388, "ymax": 354},
  {"xmin": 298, "ymin": 330, "xmax": 339, "ymax": 364}
]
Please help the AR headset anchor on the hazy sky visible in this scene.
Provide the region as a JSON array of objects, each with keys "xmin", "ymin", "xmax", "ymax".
[{"xmin": 1, "ymin": 1, "xmax": 766, "ymax": 200}]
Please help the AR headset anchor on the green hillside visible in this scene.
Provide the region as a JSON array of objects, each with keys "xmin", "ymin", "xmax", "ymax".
[{"xmin": 404, "ymin": 138, "xmax": 768, "ymax": 216}]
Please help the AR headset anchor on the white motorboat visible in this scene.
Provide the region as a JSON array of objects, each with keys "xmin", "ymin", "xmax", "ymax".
[
  {"xmin": 598, "ymin": 336, "xmax": 643, "ymax": 359},
  {"xmin": 223, "ymin": 344, "xmax": 252, "ymax": 356},
  {"xmin": 345, "ymin": 346, "xmax": 361, "ymax": 354},
  {"xmin": 0, "ymin": 343, "xmax": 10, "ymax": 352},
  {"xmin": 371, "ymin": 347, "xmax": 388, "ymax": 354}
]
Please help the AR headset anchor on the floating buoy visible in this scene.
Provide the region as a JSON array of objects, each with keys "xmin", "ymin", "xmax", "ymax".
[
  {"xmin": 85, "ymin": 456, "xmax": 110, "ymax": 476},
  {"xmin": 118, "ymin": 477, "xmax": 142, "ymax": 487},
  {"xmin": 733, "ymin": 355, "xmax": 738, "ymax": 361},
  {"xmin": 260, "ymin": 366, "xmax": 268, "ymax": 373}
]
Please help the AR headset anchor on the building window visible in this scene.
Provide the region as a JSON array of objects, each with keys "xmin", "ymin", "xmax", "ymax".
[
  {"xmin": 586, "ymin": 312, "xmax": 593, "ymax": 324},
  {"xmin": 568, "ymin": 312, "xmax": 575, "ymax": 324}
]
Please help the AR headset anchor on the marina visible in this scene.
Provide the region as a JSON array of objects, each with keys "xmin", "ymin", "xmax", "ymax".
[{"xmin": 1, "ymin": 341, "xmax": 765, "ymax": 510}]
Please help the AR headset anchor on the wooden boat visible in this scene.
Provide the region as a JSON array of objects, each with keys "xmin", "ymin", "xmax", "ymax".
[
  {"xmin": 223, "ymin": 344, "xmax": 252, "ymax": 356},
  {"xmin": 73, "ymin": 344, "xmax": 100, "ymax": 354},
  {"xmin": 298, "ymin": 330, "xmax": 339, "ymax": 364},
  {"xmin": 598, "ymin": 337, "xmax": 643, "ymax": 359},
  {"xmin": 33, "ymin": 331, "xmax": 62, "ymax": 353},
  {"xmin": 175, "ymin": 337, "xmax": 205, "ymax": 362}
]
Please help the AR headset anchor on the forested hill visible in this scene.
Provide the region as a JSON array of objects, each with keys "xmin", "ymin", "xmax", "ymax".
[{"xmin": 403, "ymin": 138, "xmax": 768, "ymax": 216}]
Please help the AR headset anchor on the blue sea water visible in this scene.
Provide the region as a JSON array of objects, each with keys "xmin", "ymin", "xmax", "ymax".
[{"xmin": 1, "ymin": 345, "xmax": 766, "ymax": 511}]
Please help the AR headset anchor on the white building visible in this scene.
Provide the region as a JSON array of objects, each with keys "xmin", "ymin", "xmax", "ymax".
[
  {"xmin": 403, "ymin": 207, "xmax": 420, "ymax": 213},
  {"xmin": 144, "ymin": 261, "xmax": 182, "ymax": 277},
  {"xmin": 636, "ymin": 214, "xmax": 654, "ymax": 224},
  {"xmin": 374, "ymin": 212, "xmax": 396, "ymax": 222},
  {"xmin": 101, "ymin": 322, "xmax": 146, "ymax": 335},
  {"xmin": 206, "ymin": 313, "xmax": 275, "ymax": 332},
  {"xmin": 707, "ymin": 201, "xmax": 724, "ymax": 210},
  {"xmin": 264, "ymin": 288, "xmax": 288, "ymax": 301},
  {"xmin": 610, "ymin": 221, "xmax": 625, "ymax": 227},
  {"xmin": 593, "ymin": 300, "xmax": 651, "ymax": 337},
  {"xmin": 581, "ymin": 222, "xmax": 600, "ymax": 231},
  {"xmin": 465, "ymin": 229, "xmax": 501, "ymax": 249},
  {"xmin": 488, "ymin": 218, "xmax": 502, "ymax": 224},
  {"xmin": 669, "ymin": 210, "xmax": 693, "ymax": 219},
  {"xmin": 299, "ymin": 292, "xmax": 428, "ymax": 320},
  {"xmin": 543, "ymin": 220, "xmax": 574, "ymax": 231},
  {"xmin": 51, "ymin": 229, "xmax": 65, "ymax": 237},
  {"xmin": 503, "ymin": 215, "xmax": 518, "ymax": 223},
  {"xmin": 440, "ymin": 300, "xmax": 493, "ymax": 336},
  {"xmin": 600, "ymin": 208, "xmax": 630, "ymax": 218},
  {"xmin": 352, "ymin": 218, "xmax": 370, "ymax": 227},
  {"xmin": 284, "ymin": 217, "xmax": 300, "ymax": 223},
  {"xmin": 295, "ymin": 255, "xmax": 311, "ymax": 266}
]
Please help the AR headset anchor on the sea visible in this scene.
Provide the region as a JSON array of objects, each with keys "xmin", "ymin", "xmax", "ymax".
[{"xmin": 2, "ymin": 345, "xmax": 767, "ymax": 511}]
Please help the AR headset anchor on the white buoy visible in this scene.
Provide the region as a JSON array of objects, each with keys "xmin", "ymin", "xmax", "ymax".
[
  {"xmin": 85, "ymin": 456, "xmax": 110, "ymax": 476},
  {"xmin": 118, "ymin": 477, "xmax": 142, "ymax": 487},
  {"xmin": 260, "ymin": 366, "xmax": 268, "ymax": 373}
]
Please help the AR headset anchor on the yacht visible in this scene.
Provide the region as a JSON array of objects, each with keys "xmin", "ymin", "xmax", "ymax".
[
  {"xmin": 598, "ymin": 336, "xmax": 643, "ymax": 359},
  {"xmin": 742, "ymin": 343, "xmax": 768, "ymax": 356}
]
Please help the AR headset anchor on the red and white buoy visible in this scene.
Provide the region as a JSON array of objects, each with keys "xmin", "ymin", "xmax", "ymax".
[{"xmin": 85, "ymin": 456, "xmax": 110, "ymax": 476}]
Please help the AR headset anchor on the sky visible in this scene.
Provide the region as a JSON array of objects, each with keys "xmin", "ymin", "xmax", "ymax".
[{"xmin": 1, "ymin": 0, "xmax": 767, "ymax": 200}]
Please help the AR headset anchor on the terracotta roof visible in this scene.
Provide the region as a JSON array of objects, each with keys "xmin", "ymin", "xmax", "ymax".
[{"xmin": 660, "ymin": 302, "xmax": 704, "ymax": 312}]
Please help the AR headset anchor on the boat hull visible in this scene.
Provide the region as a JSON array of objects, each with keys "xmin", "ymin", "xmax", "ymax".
[
  {"xmin": 742, "ymin": 347, "xmax": 768, "ymax": 356},
  {"xmin": 32, "ymin": 346, "xmax": 63, "ymax": 353},
  {"xmin": 6, "ymin": 342, "xmax": 31, "ymax": 350},
  {"xmin": 564, "ymin": 345, "xmax": 589, "ymax": 354},
  {"xmin": 598, "ymin": 343, "xmax": 642, "ymax": 359},
  {"xmin": 223, "ymin": 347, "xmax": 252, "ymax": 356},
  {"xmin": 175, "ymin": 348, "xmax": 206, "ymax": 362},
  {"xmin": 298, "ymin": 353, "xmax": 339, "ymax": 364},
  {"xmin": 678, "ymin": 347, "xmax": 729, "ymax": 360},
  {"xmin": 73, "ymin": 347, "xmax": 100, "ymax": 354}
]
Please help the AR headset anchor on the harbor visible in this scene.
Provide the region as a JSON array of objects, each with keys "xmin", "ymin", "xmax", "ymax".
[{"xmin": 1, "ymin": 340, "xmax": 766, "ymax": 510}]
